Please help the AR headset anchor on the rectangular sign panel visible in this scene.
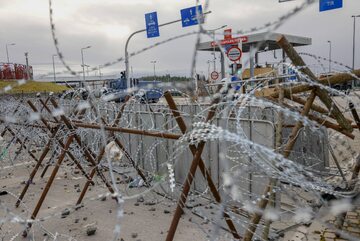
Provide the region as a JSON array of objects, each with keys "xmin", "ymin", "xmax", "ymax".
[
  {"xmin": 145, "ymin": 12, "xmax": 160, "ymax": 38},
  {"xmin": 180, "ymin": 5, "xmax": 203, "ymax": 27},
  {"xmin": 319, "ymin": 0, "xmax": 343, "ymax": 12},
  {"xmin": 210, "ymin": 36, "xmax": 248, "ymax": 47}
]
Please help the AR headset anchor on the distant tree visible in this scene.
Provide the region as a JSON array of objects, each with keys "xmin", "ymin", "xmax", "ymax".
[{"xmin": 140, "ymin": 75, "xmax": 192, "ymax": 82}]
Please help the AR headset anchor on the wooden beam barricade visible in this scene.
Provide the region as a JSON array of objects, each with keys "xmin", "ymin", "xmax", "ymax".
[
  {"xmin": 165, "ymin": 88, "xmax": 242, "ymax": 241},
  {"xmin": 23, "ymin": 135, "xmax": 75, "ymax": 237},
  {"xmin": 49, "ymin": 98, "xmax": 117, "ymax": 200},
  {"xmin": 243, "ymin": 90, "xmax": 317, "ymax": 241},
  {"xmin": 164, "ymin": 91, "xmax": 241, "ymax": 240},
  {"xmin": 276, "ymin": 35, "xmax": 353, "ymax": 132},
  {"xmin": 27, "ymin": 100, "xmax": 94, "ymax": 183}
]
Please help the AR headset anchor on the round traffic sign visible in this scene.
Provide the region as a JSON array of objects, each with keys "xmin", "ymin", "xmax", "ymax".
[
  {"xmin": 210, "ymin": 71, "xmax": 219, "ymax": 80},
  {"xmin": 226, "ymin": 46, "xmax": 242, "ymax": 62}
]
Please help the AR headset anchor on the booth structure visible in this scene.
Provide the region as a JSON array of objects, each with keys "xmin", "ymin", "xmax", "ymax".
[{"xmin": 197, "ymin": 32, "xmax": 312, "ymax": 79}]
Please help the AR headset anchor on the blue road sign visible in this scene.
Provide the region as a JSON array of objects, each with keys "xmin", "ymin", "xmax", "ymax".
[
  {"xmin": 320, "ymin": 0, "xmax": 342, "ymax": 12},
  {"xmin": 180, "ymin": 5, "xmax": 203, "ymax": 27},
  {"xmin": 145, "ymin": 12, "xmax": 159, "ymax": 38}
]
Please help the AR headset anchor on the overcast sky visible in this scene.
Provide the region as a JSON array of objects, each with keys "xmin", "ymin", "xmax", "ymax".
[{"xmin": 0, "ymin": 0, "xmax": 359, "ymax": 79}]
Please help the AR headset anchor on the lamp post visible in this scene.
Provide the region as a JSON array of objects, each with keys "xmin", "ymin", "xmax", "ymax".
[
  {"xmin": 98, "ymin": 65, "xmax": 102, "ymax": 81},
  {"xmin": 81, "ymin": 45, "xmax": 91, "ymax": 87},
  {"xmin": 207, "ymin": 60, "xmax": 211, "ymax": 78},
  {"xmin": 207, "ymin": 25, "xmax": 227, "ymax": 72},
  {"xmin": 150, "ymin": 60, "xmax": 157, "ymax": 81},
  {"xmin": 52, "ymin": 54, "xmax": 57, "ymax": 82},
  {"xmin": 327, "ymin": 40, "xmax": 332, "ymax": 73},
  {"xmin": 124, "ymin": 11, "xmax": 212, "ymax": 88},
  {"xmin": 24, "ymin": 52, "xmax": 30, "ymax": 80},
  {"xmin": 351, "ymin": 15, "xmax": 360, "ymax": 87},
  {"xmin": 6, "ymin": 43, "xmax": 16, "ymax": 63}
]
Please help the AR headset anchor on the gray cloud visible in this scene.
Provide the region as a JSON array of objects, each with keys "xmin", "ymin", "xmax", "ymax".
[{"xmin": 0, "ymin": 0, "xmax": 359, "ymax": 79}]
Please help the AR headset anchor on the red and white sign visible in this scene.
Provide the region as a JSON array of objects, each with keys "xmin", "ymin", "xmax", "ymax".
[
  {"xmin": 210, "ymin": 36, "xmax": 248, "ymax": 47},
  {"xmin": 210, "ymin": 71, "xmax": 219, "ymax": 80},
  {"xmin": 224, "ymin": 29, "xmax": 232, "ymax": 40},
  {"xmin": 226, "ymin": 46, "xmax": 242, "ymax": 62}
]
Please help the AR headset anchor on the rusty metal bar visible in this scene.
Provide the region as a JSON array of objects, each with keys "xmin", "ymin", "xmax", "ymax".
[
  {"xmin": 49, "ymin": 98, "xmax": 116, "ymax": 199},
  {"xmin": 243, "ymin": 90, "xmax": 317, "ymax": 241},
  {"xmin": 276, "ymin": 35, "xmax": 353, "ymax": 133},
  {"xmin": 70, "ymin": 121, "xmax": 182, "ymax": 140},
  {"xmin": 349, "ymin": 101, "xmax": 360, "ymax": 131},
  {"xmin": 15, "ymin": 125, "xmax": 61, "ymax": 207},
  {"xmin": 23, "ymin": 135, "xmax": 75, "ymax": 238},
  {"xmin": 5, "ymin": 127, "xmax": 40, "ymax": 164},
  {"xmin": 76, "ymin": 147, "xmax": 106, "ymax": 205},
  {"xmin": 164, "ymin": 91, "xmax": 240, "ymax": 239},
  {"xmin": 28, "ymin": 100, "xmax": 94, "ymax": 183},
  {"xmin": 166, "ymin": 93, "xmax": 225, "ymax": 241}
]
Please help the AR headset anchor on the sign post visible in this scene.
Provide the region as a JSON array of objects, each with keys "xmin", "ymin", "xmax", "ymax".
[{"xmin": 145, "ymin": 12, "xmax": 160, "ymax": 38}]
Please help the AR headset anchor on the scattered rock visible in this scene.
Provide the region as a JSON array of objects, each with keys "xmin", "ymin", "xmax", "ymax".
[
  {"xmin": 134, "ymin": 202, "xmax": 139, "ymax": 206},
  {"xmin": 0, "ymin": 190, "xmax": 8, "ymax": 196},
  {"xmin": 74, "ymin": 218, "xmax": 80, "ymax": 223},
  {"xmin": 100, "ymin": 196, "xmax": 106, "ymax": 201},
  {"xmin": 144, "ymin": 201, "xmax": 155, "ymax": 206},
  {"xmin": 61, "ymin": 208, "xmax": 70, "ymax": 218},
  {"xmin": 137, "ymin": 196, "xmax": 144, "ymax": 203},
  {"xmin": 74, "ymin": 170, "xmax": 80, "ymax": 174},
  {"xmin": 83, "ymin": 217, "xmax": 88, "ymax": 221},
  {"xmin": 163, "ymin": 210, "xmax": 170, "ymax": 214},
  {"xmin": 109, "ymin": 210, "xmax": 112, "ymax": 213},
  {"xmin": 86, "ymin": 226, "xmax": 97, "ymax": 236},
  {"xmin": 149, "ymin": 207, "xmax": 156, "ymax": 212},
  {"xmin": 131, "ymin": 232, "xmax": 138, "ymax": 238}
]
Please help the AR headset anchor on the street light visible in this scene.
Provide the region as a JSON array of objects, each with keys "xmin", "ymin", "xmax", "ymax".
[
  {"xmin": 124, "ymin": 11, "xmax": 212, "ymax": 88},
  {"xmin": 6, "ymin": 43, "xmax": 16, "ymax": 63},
  {"xmin": 150, "ymin": 60, "xmax": 157, "ymax": 81},
  {"xmin": 52, "ymin": 54, "xmax": 57, "ymax": 82},
  {"xmin": 327, "ymin": 40, "xmax": 332, "ymax": 73},
  {"xmin": 98, "ymin": 65, "xmax": 102, "ymax": 81},
  {"xmin": 207, "ymin": 25, "xmax": 227, "ymax": 71},
  {"xmin": 351, "ymin": 15, "xmax": 360, "ymax": 87},
  {"xmin": 81, "ymin": 45, "xmax": 91, "ymax": 87}
]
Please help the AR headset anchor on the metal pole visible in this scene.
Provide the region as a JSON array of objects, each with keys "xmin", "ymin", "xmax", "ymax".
[
  {"xmin": 207, "ymin": 25, "xmax": 227, "ymax": 72},
  {"xmin": 124, "ymin": 11, "xmax": 211, "ymax": 88},
  {"xmin": 212, "ymin": 53, "xmax": 216, "ymax": 71},
  {"xmin": 352, "ymin": 15, "xmax": 360, "ymax": 88},
  {"xmin": 52, "ymin": 54, "xmax": 57, "ymax": 82},
  {"xmin": 327, "ymin": 40, "xmax": 332, "ymax": 73},
  {"xmin": 6, "ymin": 43, "xmax": 15, "ymax": 63},
  {"xmin": 25, "ymin": 52, "xmax": 30, "ymax": 80},
  {"xmin": 150, "ymin": 60, "xmax": 156, "ymax": 80},
  {"xmin": 6, "ymin": 45, "xmax": 9, "ymax": 63},
  {"xmin": 221, "ymin": 52, "xmax": 225, "ymax": 78},
  {"xmin": 250, "ymin": 44, "xmax": 255, "ymax": 78},
  {"xmin": 81, "ymin": 46, "xmax": 91, "ymax": 88}
]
